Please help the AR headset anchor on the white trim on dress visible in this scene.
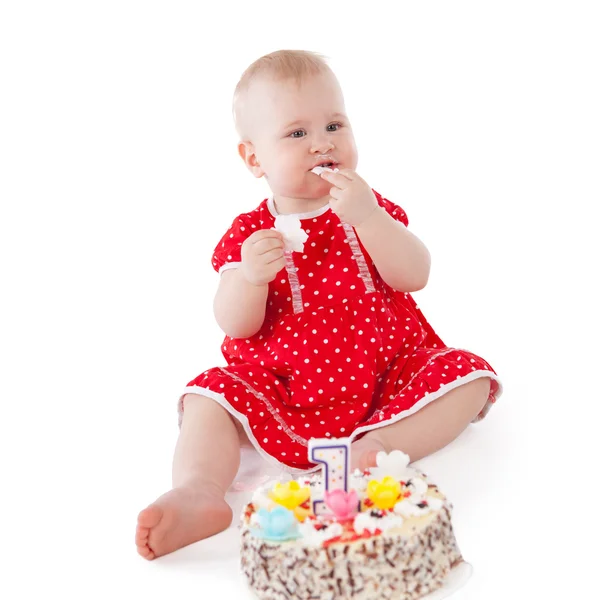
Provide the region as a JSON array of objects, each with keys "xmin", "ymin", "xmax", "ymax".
[
  {"xmin": 218, "ymin": 262, "xmax": 241, "ymax": 275},
  {"xmin": 179, "ymin": 366, "xmax": 502, "ymax": 474},
  {"xmin": 178, "ymin": 387, "xmax": 317, "ymax": 476},
  {"xmin": 351, "ymin": 370, "xmax": 503, "ymax": 441},
  {"xmin": 267, "ymin": 197, "xmax": 331, "ymax": 220}
]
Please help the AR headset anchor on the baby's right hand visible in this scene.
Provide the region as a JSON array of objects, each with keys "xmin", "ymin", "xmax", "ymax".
[{"xmin": 241, "ymin": 230, "xmax": 286, "ymax": 286}]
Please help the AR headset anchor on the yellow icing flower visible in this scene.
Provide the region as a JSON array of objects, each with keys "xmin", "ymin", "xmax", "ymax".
[
  {"xmin": 366, "ymin": 476, "xmax": 402, "ymax": 510},
  {"xmin": 268, "ymin": 481, "xmax": 311, "ymax": 511},
  {"xmin": 293, "ymin": 504, "xmax": 312, "ymax": 523}
]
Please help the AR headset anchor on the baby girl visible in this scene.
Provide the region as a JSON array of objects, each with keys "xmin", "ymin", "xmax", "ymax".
[{"xmin": 136, "ymin": 49, "xmax": 503, "ymax": 560}]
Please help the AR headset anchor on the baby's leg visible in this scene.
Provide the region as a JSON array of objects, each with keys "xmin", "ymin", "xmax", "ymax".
[
  {"xmin": 352, "ymin": 377, "xmax": 491, "ymax": 470},
  {"xmin": 136, "ymin": 394, "xmax": 240, "ymax": 560}
]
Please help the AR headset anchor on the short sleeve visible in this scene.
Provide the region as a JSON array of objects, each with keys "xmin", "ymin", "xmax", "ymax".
[
  {"xmin": 211, "ymin": 213, "xmax": 255, "ymax": 274},
  {"xmin": 373, "ymin": 190, "xmax": 409, "ymax": 227}
]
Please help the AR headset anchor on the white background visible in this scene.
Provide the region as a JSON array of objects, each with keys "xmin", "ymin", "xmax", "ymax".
[{"xmin": 1, "ymin": 1, "xmax": 599, "ymax": 598}]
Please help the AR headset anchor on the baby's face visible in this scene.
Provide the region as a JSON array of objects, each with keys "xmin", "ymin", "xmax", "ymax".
[{"xmin": 241, "ymin": 72, "xmax": 358, "ymax": 199}]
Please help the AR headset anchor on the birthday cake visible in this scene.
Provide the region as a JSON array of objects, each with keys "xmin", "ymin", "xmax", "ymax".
[{"xmin": 240, "ymin": 440, "xmax": 466, "ymax": 600}]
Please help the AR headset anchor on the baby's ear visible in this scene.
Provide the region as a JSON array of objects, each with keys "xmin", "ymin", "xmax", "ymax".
[{"xmin": 237, "ymin": 141, "xmax": 264, "ymax": 178}]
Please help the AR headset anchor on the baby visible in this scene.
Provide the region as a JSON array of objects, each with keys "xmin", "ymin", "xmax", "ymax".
[{"xmin": 136, "ymin": 50, "xmax": 502, "ymax": 560}]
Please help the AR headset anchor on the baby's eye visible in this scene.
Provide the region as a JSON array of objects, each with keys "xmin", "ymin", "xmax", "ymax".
[
  {"xmin": 327, "ymin": 122, "xmax": 342, "ymax": 132},
  {"xmin": 290, "ymin": 130, "xmax": 305, "ymax": 138}
]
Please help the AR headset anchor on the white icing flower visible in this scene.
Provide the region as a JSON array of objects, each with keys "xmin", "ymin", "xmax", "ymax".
[
  {"xmin": 391, "ymin": 476, "xmax": 444, "ymax": 518},
  {"xmin": 379, "ymin": 514, "xmax": 404, "ymax": 532},
  {"xmin": 394, "ymin": 495, "xmax": 443, "ymax": 518},
  {"xmin": 273, "ymin": 214, "xmax": 308, "ymax": 252},
  {"xmin": 408, "ymin": 476, "xmax": 428, "ymax": 496},
  {"xmin": 251, "ymin": 485, "xmax": 277, "ymax": 511},
  {"xmin": 368, "ymin": 450, "xmax": 419, "ymax": 482},
  {"xmin": 353, "ymin": 512, "xmax": 376, "ymax": 535},
  {"xmin": 298, "ymin": 520, "xmax": 344, "ymax": 547},
  {"xmin": 353, "ymin": 511, "xmax": 404, "ymax": 535}
]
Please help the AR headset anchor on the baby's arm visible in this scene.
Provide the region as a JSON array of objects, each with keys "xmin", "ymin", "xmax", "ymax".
[
  {"xmin": 355, "ymin": 207, "xmax": 431, "ymax": 292},
  {"xmin": 213, "ymin": 229, "xmax": 285, "ymax": 338}
]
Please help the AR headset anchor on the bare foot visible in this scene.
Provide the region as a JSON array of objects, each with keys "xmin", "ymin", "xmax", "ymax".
[
  {"xmin": 136, "ymin": 485, "xmax": 232, "ymax": 560},
  {"xmin": 351, "ymin": 435, "xmax": 387, "ymax": 472}
]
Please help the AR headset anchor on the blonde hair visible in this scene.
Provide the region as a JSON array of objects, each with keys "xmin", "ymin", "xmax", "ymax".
[{"xmin": 233, "ymin": 49, "xmax": 333, "ymax": 138}]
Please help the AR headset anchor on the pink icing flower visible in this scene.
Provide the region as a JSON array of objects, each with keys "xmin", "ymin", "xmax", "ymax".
[{"xmin": 324, "ymin": 489, "xmax": 359, "ymax": 521}]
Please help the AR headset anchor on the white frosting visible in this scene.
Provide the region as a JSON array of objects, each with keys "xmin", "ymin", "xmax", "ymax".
[
  {"xmin": 408, "ymin": 476, "xmax": 428, "ymax": 496},
  {"xmin": 393, "ymin": 496, "xmax": 443, "ymax": 518},
  {"xmin": 251, "ymin": 485, "xmax": 277, "ymax": 511},
  {"xmin": 297, "ymin": 520, "xmax": 344, "ymax": 547},
  {"xmin": 392, "ymin": 476, "xmax": 444, "ymax": 518},
  {"xmin": 311, "ymin": 165, "xmax": 340, "ymax": 175},
  {"xmin": 353, "ymin": 511, "xmax": 404, "ymax": 535},
  {"xmin": 296, "ymin": 474, "xmax": 322, "ymax": 487},
  {"xmin": 368, "ymin": 450, "xmax": 419, "ymax": 482},
  {"xmin": 273, "ymin": 214, "xmax": 309, "ymax": 252}
]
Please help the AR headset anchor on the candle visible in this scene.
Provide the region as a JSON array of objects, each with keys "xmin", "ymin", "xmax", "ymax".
[{"xmin": 308, "ymin": 437, "xmax": 351, "ymax": 515}]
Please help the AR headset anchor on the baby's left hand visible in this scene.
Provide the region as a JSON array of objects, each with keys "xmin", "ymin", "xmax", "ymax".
[{"xmin": 320, "ymin": 168, "xmax": 378, "ymax": 228}]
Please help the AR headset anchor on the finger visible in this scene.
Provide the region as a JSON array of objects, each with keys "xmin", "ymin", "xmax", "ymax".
[
  {"xmin": 321, "ymin": 168, "xmax": 355, "ymax": 181},
  {"xmin": 256, "ymin": 238, "xmax": 284, "ymax": 255},
  {"xmin": 336, "ymin": 168, "xmax": 357, "ymax": 180},
  {"xmin": 319, "ymin": 170, "xmax": 352, "ymax": 189},
  {"xmin": 266, "ymin": 254, "xmax": 286, "ymax": 268},
  {"xmin": 263, "ymin": 247, "xmax": 285, "ymax": 262},
  {"xmin": 253, "ymin": 229, "xmax": 284, "ymax": 242},
  {"xmin": 329, "ymin": 186, "xmax": 342, "ymax": 201}
]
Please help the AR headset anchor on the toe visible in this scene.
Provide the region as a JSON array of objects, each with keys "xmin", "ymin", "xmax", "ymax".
[
  {"xmin": 136, "ymin": 505, "xmax": 164, "ymax": 560},
  {"xmin": 135, "ymin": 525, "xmax": 149, "ymax": 545},
  {"xmin": 137, "ymin": 504, "xmax": 163, "ymax": 529},
  {"xmin": 137, "ymin": 543, "xmax": 155, "ymax": 560}
]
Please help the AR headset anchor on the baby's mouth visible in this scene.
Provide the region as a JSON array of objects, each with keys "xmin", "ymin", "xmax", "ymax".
[
  {"xmin": 311, "ymin": 162, "xmax": 340, "ymax": 175},
  {"xmin": 311, "ymin": 160, "xmax": 338, "ymax": 170}
]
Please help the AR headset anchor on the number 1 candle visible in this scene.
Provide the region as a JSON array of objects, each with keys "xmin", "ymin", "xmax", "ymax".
[{"xmin": 308, "ymin": 437, "xmax": 351, "ymax": 515}]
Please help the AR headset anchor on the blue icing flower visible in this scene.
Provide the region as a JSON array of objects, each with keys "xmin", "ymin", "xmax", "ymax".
[{"xmin": 250, "ymin": 506, "xmax": 300, "ymax": 541}]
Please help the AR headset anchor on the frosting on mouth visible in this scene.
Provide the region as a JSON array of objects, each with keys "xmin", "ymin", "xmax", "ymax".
[{"xmin": 311, "ymin": 165, "xmax": 340, "ymax": 175}]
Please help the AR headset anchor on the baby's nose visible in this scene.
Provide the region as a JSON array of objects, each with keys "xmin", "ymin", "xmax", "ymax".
[{"xmin": 310, "ymin": 136, "xmax": 334, "ymax": 154}]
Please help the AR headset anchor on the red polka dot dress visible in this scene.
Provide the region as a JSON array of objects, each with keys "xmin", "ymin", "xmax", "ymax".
[{"xmin": 180, "ymin": 191, "xmax": 503, "ymax": 473}]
